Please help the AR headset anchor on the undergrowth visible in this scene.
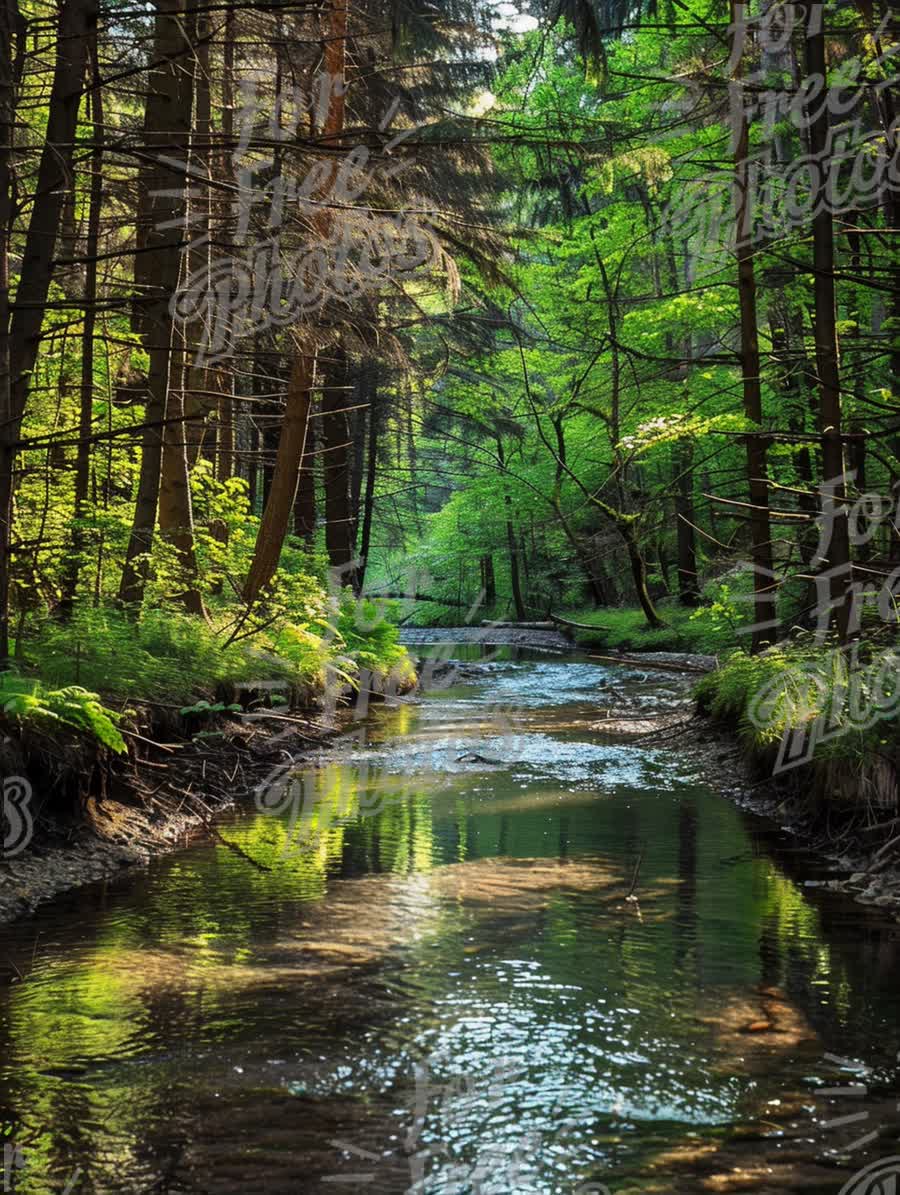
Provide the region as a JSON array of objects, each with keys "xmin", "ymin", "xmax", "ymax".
[
  {"xmin": 336, "ymin": 594, "xmax": 415, "ymax": 684},
  {"xmin": 16, "ymin": 592, "xmax": 414, "ymax": 715},
  {"xmin": 694, "ymin": 642, "xmax": 900, "ymax": 768},
  {"xmin": 0, "ymin": 673, "xmax": 126, "ymax": 753},
  {"xmin": 561, "ymin": 602, "xmax": 737, "ymax": 655},
  {"xmin": 31, "ymin": 606, "xmax": 269, "ymax": 702}
]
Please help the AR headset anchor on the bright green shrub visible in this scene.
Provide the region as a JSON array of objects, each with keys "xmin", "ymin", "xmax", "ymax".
[
  {"xmin": 336, "ymin": 592, "xmax": 415, "ymax": 683},
  {"xmin": 0, "ymin": 673, "xmax": 126, "ymax": 752}
]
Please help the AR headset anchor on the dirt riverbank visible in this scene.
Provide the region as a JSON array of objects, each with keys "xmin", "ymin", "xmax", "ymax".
[
  {"xmin": 0, "ymin": 710, "xmax": 346, "ymax": 925},
  {"xmin": 4, "ymin": 642, "xmax": 900, "ymax": 926}
]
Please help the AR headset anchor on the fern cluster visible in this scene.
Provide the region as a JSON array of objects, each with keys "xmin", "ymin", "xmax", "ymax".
[
  {"xmin": 695, "ymin": 644, "xmax": 900, "ymax": 765},
  {"xmin": 336, "ymin": 593, "xmax": 415, "ymax": 684},
  {"xmin": 18, "ymin": 594, "xmax": 415, "ymax": 711},
  {"xmin": 0, "ymin": 673, "xmax": 126, "ymax": 753}
]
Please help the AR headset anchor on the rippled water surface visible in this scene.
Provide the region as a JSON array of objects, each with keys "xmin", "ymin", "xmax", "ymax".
[{"xmin": 1, "ymin": 650, "xmax": 900, "ymax": 1192}]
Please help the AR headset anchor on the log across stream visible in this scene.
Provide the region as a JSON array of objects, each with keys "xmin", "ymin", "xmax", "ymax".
[{"xmin": 0, "ymin": 647, "xmax": 898, "ymax": 1193}]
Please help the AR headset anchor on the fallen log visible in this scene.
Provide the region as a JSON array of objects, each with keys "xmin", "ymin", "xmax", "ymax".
[
  {"xmin": 367, "ymin": 592, "xmax": 472, "ymax": 608},
  {"xmin": 586, "ymin": 652, "xmax": 712, "ymax": 675},
  {"xmin": 548, "ymin": 612, "xmax": 611, "ymax": 633},
  {"xmin": 480, "ymin": 620, "xmax": 559, "ymax": 630}
]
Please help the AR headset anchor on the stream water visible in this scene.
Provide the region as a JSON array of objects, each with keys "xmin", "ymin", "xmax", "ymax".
[{"xmin": 1, "ymin": 650, "xmax": 900, "ymax": 1193}]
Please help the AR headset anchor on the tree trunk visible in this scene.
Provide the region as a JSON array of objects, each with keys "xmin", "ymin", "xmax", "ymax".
[
  {"xmin": 861, "ymin": 0, "xmax": 900, "ymax": 405},
  {"xmin": 348, "ymin": 369, "xmax": 366, "ymax": 549},
  {"xmin": 314, "ymin": 0, "xmax": 352, "ymax": 591},
  {"xmin": 769, "ymin": 305, "xmax": 819, "ymax": 569},
  {"xmin": 321, "ymin": 348, "xmax": 359, "ymax": 590},
  {"xmin": 356, "ymin": 370, "xmax": 379, "ymax": 590},
  {"xmin": 249, "ymin": 332, "xmax": 270, "ymax": 512},
  {"xmin": 550, "ymin": 413, "xmax": 606, "ymax": 605},
  {"xmin": 240, "ymin": 0, "xmax": 348, "ymax": 601},
  {"xmin": 157, "ymin": 340, "xmax": 204, "ymax": 612},
  {"xmin": 156, "ymin": 7, "xmax": 204, "ymax": 610},
  {"xmin": 182, "ymin": 9, "xmax": 213, "ymax": 467},
  {"xmin": 481, "ymin": 555, "xmax": 496, "ymax": 607},
  {"xmin": 592, "ymin": 244, "xmax": 662, "ymax": 628},
  {"xmin": 246, "ymin": 418, "xmax": 259, "ymax": 512},
  {"xmin": 292, "ymin": 416, "xmax": 317, "ymax": 544},
  {"xmin": 675, "ymin": 441, "xmax": 700, "ymax": 606},
  {"xmin": 157, "ymin": 5, "xmax": 207, "ymax": 615},
  {"xmin": 214, "ymin": 1, "xmax": 236, "ymax": 483},
  {"xmin": 553, "ymin": 498, "xmax": 606, "ymax": 606},
  {"xmin": 506, "ymin": 519, "xmax": 526, "ymax": 620},
  {"xmin": 261, "ymin": 369, "xmax": 281, "ymax": 508},
  {"xmin": 495, "ymin": 437, "xmax": 526, "ymax": 620},
  {"xmin": 622, "ymin": 521, "xmax": 664, "ymax": 628},
  {"xmin": 1, "ymin": 0, "xmax": 94, "ymax": 651},
  {"xmin": 672, "ymin": 242, "xmax": 699, "ymax": 607},
  {"xmin": 119, "ymin": 0, "xmax": 195, "ymax": 607},
  {"xmin": 59, "ymin": 31, "xmax": 103, "ymax": 618},
  {"xmin": 0, "ymin": 0, "xmax": 22, "ymax": 662},
  {"xmin": 243, "ymin": 353, "xmax": 315, "ymax": 602},
  {"xmin": 8, "ymin": 0, "xmax": 95, "ymax": 422},
  {"xmin": 732, "ymin": 0, "xmax": 777, "ymax": 651},
  {"xmin": 806, "ymin": 1, "xmax": 851, "ymax": 639}
]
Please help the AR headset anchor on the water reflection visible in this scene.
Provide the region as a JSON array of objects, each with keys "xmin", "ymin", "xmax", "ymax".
[{"xmin": 0, "ymin": 656, "xmax": 898, "ymax": 1192}]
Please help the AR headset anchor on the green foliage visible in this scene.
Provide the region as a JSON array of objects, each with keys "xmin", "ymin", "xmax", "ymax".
[
  {"xmin": 336, "ymin": 592, "xmax": 416, "ymax": 685},
  {"xmin": 693, "ymin": 569, "xmax": 758, "ymax": 641},
  {"xmin": 0, "ymin": 672, "xmax": 126, "ymax": 753},
  {"xmin": 695, "ymin": 650, "xmax": 805, "ymax": 733},
  {"xmin": 694, "ymin": 644, "xmax": 900, "ymax": 766},
  {"xmin": 25, "ymin": 592, "xmax": 413, "ymax": 708},
  {"xmin": 179, "ymin": 700, "xmax": 244, "ymax": 717},
  {"xmin": 267, "ymin": 619, "xmax": 340, "ymax": 687},
  {"xmin": 7, "ymin": 0, "xmax": 895, "ymax": 768},
  {"xmin": 563, "ymin": 602, "xmax": 738, "ymax": 655},
  {"xmin": 30, "ymin": 606, "xmax": 264, "ymax": 702},
  {"xmin": 367, "ymin": 15, "xmax": 896, "ymax": 666},
  {"xmin": 21, "ymin": 595, "xmax": 415, "ymax": 712}
]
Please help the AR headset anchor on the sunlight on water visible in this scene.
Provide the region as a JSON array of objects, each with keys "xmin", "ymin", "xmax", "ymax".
[{"xmin": 1, "ymin": 655, "xmax": 899, "ymax": 1192}]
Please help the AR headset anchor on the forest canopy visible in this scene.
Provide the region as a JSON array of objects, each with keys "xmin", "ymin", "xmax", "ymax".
[{"xmin": 0, "ymin": 0, "xmax": 896, "ymax": 721}]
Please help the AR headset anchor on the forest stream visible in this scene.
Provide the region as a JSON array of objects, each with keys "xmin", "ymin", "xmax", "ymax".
[{"xmin": 1, "ymin": 649, "xmax": 900, "ymax": 1193}]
